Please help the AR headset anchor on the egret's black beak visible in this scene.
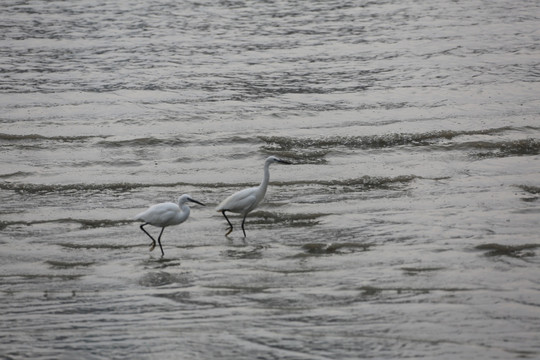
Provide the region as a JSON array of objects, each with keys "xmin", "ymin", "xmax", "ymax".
[
  {"xmin": 277, "ymin": 159, "xmax": 292, "ymax": 165},
  {"xmin": 189, "ymin": 198, "xmax": 206, "ymax": 206}
]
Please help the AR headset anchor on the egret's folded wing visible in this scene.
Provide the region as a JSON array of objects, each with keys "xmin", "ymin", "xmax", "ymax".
[
  {"xmin": 135, "ymin": 202, "xmax": 178, "ymax": 225},
  {"xmin": 216, "ymin": 187, "xmax": 257, "ymax": 213}
]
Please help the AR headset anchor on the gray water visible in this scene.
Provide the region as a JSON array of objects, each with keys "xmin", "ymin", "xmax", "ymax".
[{"xmin": 1, "ymin": 0, "xmax": 540, "ymax": 359}]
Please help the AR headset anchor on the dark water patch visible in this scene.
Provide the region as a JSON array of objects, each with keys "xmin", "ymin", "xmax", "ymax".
[
  {"xmin": 517, "ymin": 185, "xmax": 540, "ymax": 202},
  {"xmin": 257, "ymin": 266, "xmax": 322, "ymax": 275},
  {"xmin": 517, "ymin": 185, "xmax": 540, "ymax": 195},
  {"xmin": 153, "ymin": 291, "xmax": 227, "ymax": 309},
  {"xmin": 45, "ymin": 260, "xmax": 95, "ymax": 269},
  {"xmin": 294, "ymin": 242, "xmax": 374, "ymax": 257},
  {"xmin": 471, "ymin": 139, "xmax": 540, "ymax": 158},
  {"xmin": 141, "ymin": 257, "xmax": 183, "ymax": 270},
  {"xmin": 401, "ymin": 267, "xmax": 445, "ymax": 275},
  {"xmin": 222, "ymin": 245, "xmax": 265, "ymax": 260},
  {"xmin": 520, "ymin": 197, "xmax": 538, "ymax": 203},
  {"xmin": 358, "ymin": 286, "xmax": 385, "ymax": 297},
  {"xmin": 475, "ymin": 243, "xmax": 539, "ymax": 258},
  {"xmin": 139, "ymin": 271, "xmax": 190, "ymax": 288},
  {"xmin": 248, "ymin": 211, "xmax": 326, "ymax": 227},
  {"xmin": 77, "ymin": 218, "xmax": 134, "ymax": 229},
  {"xmin": 260, "ymin": 127, "xmax": 511, "ymax": 151},
  {"xmin": 153, "ymin": 291, "xmax": 191, "ymax": 303},
  {"xmin": 205, "ymin": 285, "xmax": 269, "ymax": 295}
]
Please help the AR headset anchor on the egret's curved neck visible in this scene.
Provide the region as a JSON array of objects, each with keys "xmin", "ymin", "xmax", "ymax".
[
  {"xmin": 177, "ymin": 203, "xmax": 190, "ymax": 222},
  {"xmin": 178, "ymin": 199, "xmax": 191, "ymax": 215},
  {"xmin": 259, "ymin": 160, "xmax": 272, "ymax": 193}
]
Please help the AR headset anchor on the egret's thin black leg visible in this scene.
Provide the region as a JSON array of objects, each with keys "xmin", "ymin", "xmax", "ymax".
[
  {"xmin": 140, "ymin": 223, "xmax": 157, "ymax": 251},
  {"xmin": 222, "ymin": 210, "xmax": 233, "ymax": 236},
  {"xmin": 241, "ymin": 215, "xmax": 247, "ymax": 237},
  {"xmin": 157, "ymin": 227, "xmax": 165, "ymax": 257}
]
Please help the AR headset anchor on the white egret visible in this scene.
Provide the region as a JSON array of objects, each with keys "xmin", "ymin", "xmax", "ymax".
[
  {"xmin": 216, "ymin": 156, "xmax": 291, "ymax": 237},
  {"xmin": 135, "ymin": 194, "xmax": 205, "ymax": 257}
]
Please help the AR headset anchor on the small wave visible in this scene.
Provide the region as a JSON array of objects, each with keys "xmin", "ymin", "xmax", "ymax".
[
  {"xmin": 222, "ymin": 246, "xmax": 265, "ymax": 260},
  {"xmin": 139, "ymin": 271, "xmax": 190, "ymax": 288},
  {"xmin": 260, "ymin": 127, "xmax": 511, "ymax": 152},
  {"xmin": 356, "ymin": 286, "xmax": 472, "ymax": 298},
  {"xmin": 45, "ymin": 260, "xmax": 95, "ymax": 269},
  {"xmin": 0, "ymin": 218, "xmax": 133, "ymax": 231},
  {"xmin": 0, "ymin": 182, "xmax": 159, "ymax": 194},
  {"xmin": 402, "ymin": 267, "xmax": 445, "ymax": 275},
  {"xmin": 517, "ymin": 185, "xmax": 540, "ymax": 195},
  {"xmin": 70, "ymin": 160, "xmax": 143, "ymax": 168},
  {"xmin": 247, "ymin": 211, "xmax": 327, "ymax": 227},
  {"xmin": 293, "ymin": 242, "xmax": 374, "ymax": 257},
  {"xmin": 261, "ymin": 148, "xmax": 330, "ymax": 164},
  {"xmin": 0, "ymin": 133, "xmax": 101, "ymax": 142},
  {"xmin": 0, "ymin": 180, "xmax": 253, "ymax": 194},
  {"xmin": 1, "ymin": 274, "xmax": 84, "ymax": 281},
  {"xmin": 276, "ymin": 175, "xmax": 418, "ymax": 189},
  {"xmin": 57, "ymin": 242, "xmax": 138, "ymax": 250},
  {"xmin": 0, "ymin": 171, "xmax": 33, "ymax": 179},
  {"xmin": 0, "ymin": 175, "xmax": 416, "ymax": 196},
  {"xmin": 475, "ymin": 243, "xmax": 539, "ymax": 258},
  {"xmin": 470, "ymin": 139, "xmax": 540, "ymax": 158},
  {"xmin": 96, "ymin": 136, "xmax": 188, "ymax": 148},
  {"xmin": 76, "ymin": 218, "xmax": 135, "ymax": 229}
]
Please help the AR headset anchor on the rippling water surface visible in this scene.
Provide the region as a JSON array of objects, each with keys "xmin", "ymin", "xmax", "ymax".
[{"xmin": 1, "ymin": 0, "xmax": 540, "ymax": 359}]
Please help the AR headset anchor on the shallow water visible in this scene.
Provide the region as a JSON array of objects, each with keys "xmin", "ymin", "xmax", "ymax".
[{"xmin": 1, "ymin": 0, "xmax": 540, "ymax": 359}]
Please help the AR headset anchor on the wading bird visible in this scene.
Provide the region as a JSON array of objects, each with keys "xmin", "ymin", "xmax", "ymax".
[
  {"xmin": 135, "ymin": 194, "xmax": 205, "ymax": 257},
  {"xmin": 216, "ymin": 156, "xmax": 291, "ymax": 237}
]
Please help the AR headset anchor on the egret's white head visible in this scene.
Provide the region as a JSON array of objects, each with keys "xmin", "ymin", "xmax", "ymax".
[
  {"xmin": 266, "ymin": 155, "xmax": 292, "ymax": 165},
  {"xmin": 178, "ymin": 194, "xmax": 205, "ymax": 206}
]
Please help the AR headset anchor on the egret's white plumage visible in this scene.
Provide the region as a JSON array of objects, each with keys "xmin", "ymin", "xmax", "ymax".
[
  {"xmin": 216, "ymin": 156, "xmax": 291, "ymax": 236},
  {"xmin": 135, "ymin": 194, "xmax": 205, "ymax": 256}
]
